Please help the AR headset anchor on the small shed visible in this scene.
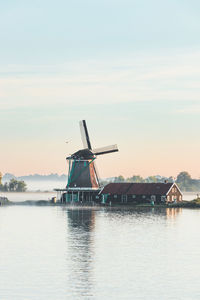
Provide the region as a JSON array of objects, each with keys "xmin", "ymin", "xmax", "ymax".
[{"xmin": 100, "ymin": 182, "xmax": 182, "ymax": 204}]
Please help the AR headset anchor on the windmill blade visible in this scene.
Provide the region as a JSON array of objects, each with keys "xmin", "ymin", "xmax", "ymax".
[
  {"xmin": 93, "ymin": 161, "xmax": 101, "ymax": 187},
  {"xmin": 79, "ymin": 120, "xmax": 92, "ymax": 149},
  {"xmin": 92, "ymin": 144, "xmax": 118, "ymax": 156}
]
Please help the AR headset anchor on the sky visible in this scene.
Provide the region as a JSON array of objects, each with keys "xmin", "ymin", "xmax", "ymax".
[{"xmin": 1, "ymin": 0, "xmax": 200, "ymax": 178}]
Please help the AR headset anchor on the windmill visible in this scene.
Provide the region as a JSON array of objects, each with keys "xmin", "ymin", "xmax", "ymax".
[{"xmin": 66, "ymin": 120, "xmax": 118, "ymax": 192}]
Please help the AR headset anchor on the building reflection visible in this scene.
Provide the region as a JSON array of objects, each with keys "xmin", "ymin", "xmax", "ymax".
[
  {"xmin": 97, "ymin": 206, "xmax": 183, "ymax": 220},
  {"xmin": 65, "ymin": 208, "xmax": 96, "ymax": 298},
  {"xmin": 166, "ymin": 207, "xmax": 182, "ymax": 219},
  {"xmin": 64, "ymin": 205, "xmax": 182, "ymax": 297}
]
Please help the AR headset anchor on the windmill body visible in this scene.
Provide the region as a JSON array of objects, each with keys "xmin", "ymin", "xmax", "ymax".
[
  {"xmin": 67, "ymin": 155, "xmax": 99, "ymax": 188},
  {"xmin": 57, "ymin": 120, "xmax": 118, "ymax": 203}
]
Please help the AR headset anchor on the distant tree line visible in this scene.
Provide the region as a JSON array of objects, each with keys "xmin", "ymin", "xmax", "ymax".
[
  {"xmin": 3, "ymin": 173, "xmax": 67, "ymax": 182},
  {"xmin": 1, "ymin": 171, "xmax": 200, "ymax": 192},
  {"xmin": 101, "ymin": 171, "xmax": 200, "ymax": 192},
  {"xmin": 0, "ymin": 178, "xmax": 27, "ymax": 192}
]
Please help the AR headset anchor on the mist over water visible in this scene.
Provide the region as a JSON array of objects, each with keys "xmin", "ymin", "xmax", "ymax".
[
  {"xmin": 0, "ymin": 206, "xmax": 200, "ymax": 300},
  {"xmin": 0, "ymin": 181, "xmax": 64, "ymax": 202},
  {"xmin": 1, "ymin": 180, "xmax": 67, "ymax": 192}
]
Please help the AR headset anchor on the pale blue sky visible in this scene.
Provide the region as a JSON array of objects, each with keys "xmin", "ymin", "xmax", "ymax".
[{"xmin": 1, "ymin": 0, "xmax": 200, "ymax": 177}]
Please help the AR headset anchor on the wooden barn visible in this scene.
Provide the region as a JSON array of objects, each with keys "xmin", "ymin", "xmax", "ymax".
[{"xmin": 100, "ymin": 182, "xmax": 183, "ymax": 205}]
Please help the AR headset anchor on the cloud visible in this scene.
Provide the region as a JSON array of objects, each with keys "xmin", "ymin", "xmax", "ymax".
[
  {"xmin": 1, "ymin": 49, "xmax": 200, "ymax": 109},
  {"xmin": 176, "ymin": 104, "xmax": 200, "ymax": 114}
]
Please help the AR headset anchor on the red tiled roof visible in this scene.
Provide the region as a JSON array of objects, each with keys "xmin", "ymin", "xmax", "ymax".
[{"xmin": 101, "ymin": 182, "xmax": 174, "ymax": 195}]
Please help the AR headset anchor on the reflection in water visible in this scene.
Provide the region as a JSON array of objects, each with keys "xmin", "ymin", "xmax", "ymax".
[
  {"xmin": 166, "ymin": 207, "xmax": 182, "ymax": 219},
  {"xmin": 64, "ymin": 206, "xmax": 183, "ymax": 298},
  {"xmin": 66, "ymin": 209, "xmax": 95, "ymax": 299},
  {"xmin": 101, "ymin": 206, "xmax": 183, "ymax": 220},
  {"xmin": 0, "ymin": 205, "xmax": 197, "ymax": 300},
  {"xmin": 67, "ymin": 208, "xmax": 95, "ymax": 231}
]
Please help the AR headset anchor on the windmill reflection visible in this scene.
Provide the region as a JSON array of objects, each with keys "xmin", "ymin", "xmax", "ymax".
[{"xmin": 66, "ymin": 208, "xmax": 96, "ymax": 298}]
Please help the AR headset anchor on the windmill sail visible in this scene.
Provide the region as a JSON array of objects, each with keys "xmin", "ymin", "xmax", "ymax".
[
  {"xmin": 92, "ymin": 144, "xmax": 118, "ymax": 156},
  {"xmin": 79, "ymin": 120, "xmax": 92, "ymax": 149},
  {"xmin": 66, "ymin": 121, "xmax": 118, "ymax": 190},
  {"xmin": 93, "ymin": 161, "xmax": 101, "ymax": 186}
]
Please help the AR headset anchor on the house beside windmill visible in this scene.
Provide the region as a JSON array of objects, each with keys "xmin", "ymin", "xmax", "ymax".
[
  {"xmin": 100, "ymin": 182, "xmax": 183, "ymax": 205},
  {"xmin": 55, "ymin": 120, "xmax": 118, "ymax": 203}
]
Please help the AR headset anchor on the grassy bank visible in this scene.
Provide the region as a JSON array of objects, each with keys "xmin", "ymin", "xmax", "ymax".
[
  {"xmin": 168, "ymin": 198, "xmax": 200, "ymax": 208},
  {"xmin": 2, "ymin": 198, "xmax": 200, "ymax": 208}
]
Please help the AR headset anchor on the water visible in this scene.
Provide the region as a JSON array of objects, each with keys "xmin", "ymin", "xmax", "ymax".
[
  {"xmin": 0, "ymin": 205, "xmax": 200, "ymax": 300},
  {"xmin": 183, "ymin": 192, "xmax": 200, "ymax": 201},
  {"xmin": 2, "ymin": 180, "xmax": 66, "ymax": 192},
  {"xmin": 23, "ymin": 180, "xmax": 66, "ymax": 192},
  {"xmin": 0, "ymin": 192, "xmax": 56, "ymax": 202}
]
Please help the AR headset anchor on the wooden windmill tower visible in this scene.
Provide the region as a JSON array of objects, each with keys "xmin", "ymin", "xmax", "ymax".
[{"xmin": 59, "ymin": 120, "xmax": 118, "ymax": 203}]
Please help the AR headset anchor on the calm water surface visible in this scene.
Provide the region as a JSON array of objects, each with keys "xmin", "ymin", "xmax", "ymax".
[{"xmin": 0, "ymin": 205, "xmax": 200, "ymax": 300}]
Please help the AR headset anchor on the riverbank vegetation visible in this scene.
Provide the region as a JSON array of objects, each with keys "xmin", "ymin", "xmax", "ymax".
[
  {"xmin": 0, "ymin": 178, "xmax": 27, "ymax": 192},
  {"xmin": 169, "ymin": 198, "xmax": 200, "ymax": 208}
]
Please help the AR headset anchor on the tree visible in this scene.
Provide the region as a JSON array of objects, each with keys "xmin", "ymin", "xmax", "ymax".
[
  {"xmin": 3, "ymin": 178, "xmax": 26, "ymax": 192},
  {"xmin": 176, "ymin": 171, "xmax": 191, "ymax": 184},
  {"xmin": 176, "ymin": 171, "xmax": 200, "ymax": 191},
  {"xmin": 145, "ymin": 176, "xmax": 158, "ymax": 183},
  {"xmin": 113, "ymin": 175, "xmax": 125, "ymax": 183},
  {"xmin": 16, "ymin": 181, "xmax": 27, "ymax": 192},
  {"xmin": 127, "ymin": 175, "xmax": 144, "ymax": 183},
  {"xmin": 168, "ymin": 176, "xmax": 174, "ymax": 183},
  {"xmin": 3, "ymin": 182, "xmax": 8, "ymax": 191},
  {"xmin": 9, "ymin": 179, "xmax": 18, "ymax": 191}
]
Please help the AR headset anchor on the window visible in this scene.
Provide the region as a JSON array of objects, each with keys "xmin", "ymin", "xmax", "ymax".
[
  {"xmin": 142, "ymin": 195, "xmax": 146, "ymax": 199},
  {"xmin": 179, "ymin": 195, "xmax": 182, "ymax": 201},
  {"xmin": 132, "ymin": 195, "xmax": 136, "ymax": 199},
  {"xmin": 121, "ymin": 194, "xmax": 127, "ymax": 203},
  {"xmin": 114, "ymin": 195, "xmax": 117, "ymax": 199},
  {"xmin": 151, "ymin": 195, "xmax": 156, "ymax": 201},
  {"xmin": 161, "ymin": 196, "xmax": 166, "ymax": 202},
  {"xmin": 72, "ymin": 194, "xmax": 77, "ymax": 201}
]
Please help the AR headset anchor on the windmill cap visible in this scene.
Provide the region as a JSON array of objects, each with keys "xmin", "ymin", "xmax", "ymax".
[{"xmin": 67, "ymin": 149, "xmax": 94, "ymax": 160}]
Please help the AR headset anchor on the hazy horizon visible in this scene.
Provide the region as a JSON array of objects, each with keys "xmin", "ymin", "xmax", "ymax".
[{"xmin": 1, "ymin": 170, "xmax": 199, "ymax": 180}]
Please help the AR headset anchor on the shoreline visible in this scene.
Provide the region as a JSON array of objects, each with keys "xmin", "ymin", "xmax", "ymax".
[{"xmin": 2, "ymin": 199, "xmax": 200, "ymax": 209}]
